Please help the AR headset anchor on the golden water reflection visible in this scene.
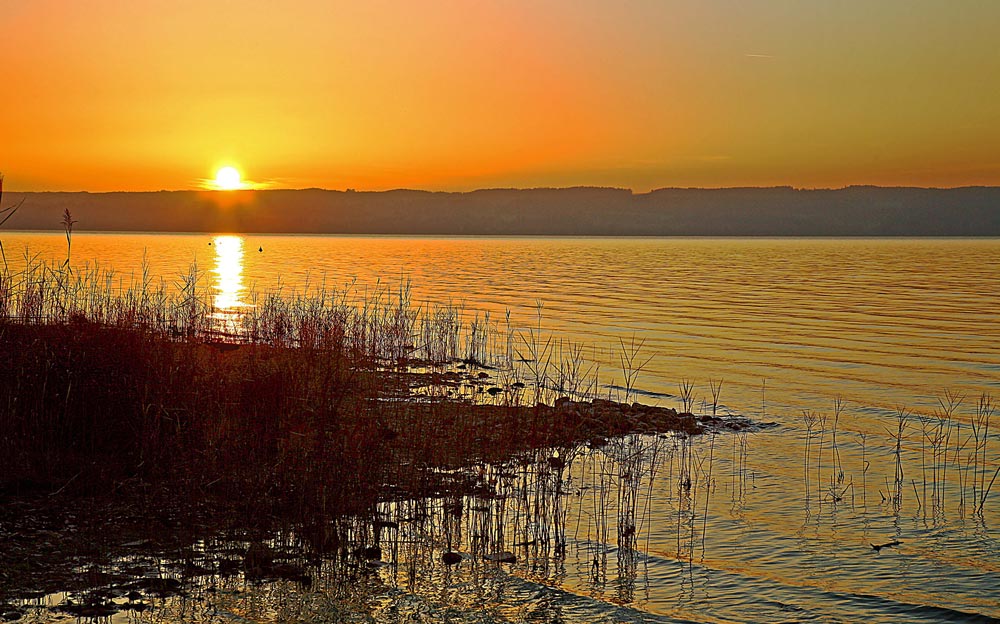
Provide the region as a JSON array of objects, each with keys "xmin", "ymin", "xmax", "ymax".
[{"xmin": 211, "ymin": 235, "xmax": 246, "ymax": 333}]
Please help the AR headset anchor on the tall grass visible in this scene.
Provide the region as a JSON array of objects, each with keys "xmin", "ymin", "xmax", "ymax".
[
  {"xmin": 0, "ymin": 252, "xmax": 710, "ymax": 534},
  {"xmin": 0, "ymin": 255, "xmax": 492, "ymax": 514}
]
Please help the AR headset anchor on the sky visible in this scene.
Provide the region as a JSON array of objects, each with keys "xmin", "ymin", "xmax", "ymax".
[{"xmin": 1, "ymin": 0, "xmax": 999, "ymax": 192}]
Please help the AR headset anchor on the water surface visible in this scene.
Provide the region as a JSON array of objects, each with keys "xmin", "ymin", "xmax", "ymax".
[{"xmin": 4, "ymin": 232, "xmax": 999, "ymax": 622}]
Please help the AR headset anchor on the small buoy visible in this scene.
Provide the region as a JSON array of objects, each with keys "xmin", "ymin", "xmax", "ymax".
[{"xmin": 258, "ymin": 246, "xmax": 263, "ymax": 252}]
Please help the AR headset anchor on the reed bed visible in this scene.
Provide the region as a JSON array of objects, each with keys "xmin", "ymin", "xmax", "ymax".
[
  {"xmin": 0, "ymin": 253, "xmax": 732, "ymax": 615},
  {"xmin": 0, "ymin": 258, "xmax": 438, "ymax": 510},
  {"xmin": 0, "ymin": 255, "xmax": 709, "ymax": 527},
  {"xmin": 798, "ymin": 392, "xmax": 997, "ymax": 520}
]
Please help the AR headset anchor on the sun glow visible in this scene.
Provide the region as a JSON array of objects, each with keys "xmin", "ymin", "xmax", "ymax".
[{"xmin": 214, "ymin": 166, "xmax": 243, "ymax": 190}]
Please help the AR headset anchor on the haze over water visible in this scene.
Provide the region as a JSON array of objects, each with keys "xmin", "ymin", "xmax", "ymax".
[{"xmin": 5, "ymin": 231, "xmax": 999, "ymax": 621}]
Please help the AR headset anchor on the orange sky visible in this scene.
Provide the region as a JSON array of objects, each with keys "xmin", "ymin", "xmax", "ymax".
[{"xmin": 2, "ymin": 1, "xmax": 998, "ymax": 192}]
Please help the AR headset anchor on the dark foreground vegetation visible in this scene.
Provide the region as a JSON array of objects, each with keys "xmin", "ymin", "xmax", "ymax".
[
  {"xmin": 0, "ymin": 319, "xmax": 703, "ymax": 512},
  {"xmin": 0, "ymin": 255, "xmax": 737, "ymax": 615}
]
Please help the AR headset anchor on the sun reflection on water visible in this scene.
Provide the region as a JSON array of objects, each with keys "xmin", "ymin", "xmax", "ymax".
[{"xmin": 211, "ymin": 235, "xmax": 246, "ymax": 333}]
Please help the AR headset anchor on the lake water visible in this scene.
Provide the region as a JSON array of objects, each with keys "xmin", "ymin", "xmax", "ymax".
[{"xmin": 4, "ymin": 232, "xmax": 1000, "ymax": 622}]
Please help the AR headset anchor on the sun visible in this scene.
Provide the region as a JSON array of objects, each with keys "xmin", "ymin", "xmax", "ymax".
[{"xmin": 214, "ymin": 166, "xmax": 243, "ymax": 190}]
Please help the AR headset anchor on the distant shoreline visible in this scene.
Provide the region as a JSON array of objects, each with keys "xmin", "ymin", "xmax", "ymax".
[
  {"xmin": 5, "ymin": 231, "xmax": 1000, "ymax": 240},
  {"xmin": 3, "ymin": 186, "xmax": 999, "ymax": 237}
]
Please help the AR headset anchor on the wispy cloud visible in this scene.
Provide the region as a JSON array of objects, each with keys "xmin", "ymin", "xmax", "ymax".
[{"xmin": 745, "ymin": 53, "xmax": 775, "ymax": 59}]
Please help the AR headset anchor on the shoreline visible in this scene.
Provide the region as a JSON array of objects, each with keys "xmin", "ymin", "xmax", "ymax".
[{"xmin": 0, "ymin": 319, "xmax": 761, "ymax": 615}]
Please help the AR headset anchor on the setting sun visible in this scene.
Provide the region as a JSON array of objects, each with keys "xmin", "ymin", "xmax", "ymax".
[{"xmin": 214, "ymin": 166, "xmax": 243, "ymax": 191}]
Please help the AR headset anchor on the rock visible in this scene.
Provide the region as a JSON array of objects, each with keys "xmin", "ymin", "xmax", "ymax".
[
  {"xmin": 2, "ymin": 611, "xmax": 22, "ymax": 622},
  {"xmin": 441, "ymin": 551, "xmax": 462, "ymax": 565}
]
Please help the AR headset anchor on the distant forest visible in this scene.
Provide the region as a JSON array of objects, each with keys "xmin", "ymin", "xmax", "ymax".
[{"xmin": 3, "ymin": 186, "xmax": 998, "ymax": 236}]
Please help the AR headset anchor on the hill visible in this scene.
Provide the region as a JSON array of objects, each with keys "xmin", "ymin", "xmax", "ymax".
[{"xmin": 2, "ymin": 186, "xmax": 998, "ymax": 236}]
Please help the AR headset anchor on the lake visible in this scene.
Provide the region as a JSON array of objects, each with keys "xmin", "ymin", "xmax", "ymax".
[{"xmin": 3, "ymin": 232, "xmax": 999, "ymax": 622}]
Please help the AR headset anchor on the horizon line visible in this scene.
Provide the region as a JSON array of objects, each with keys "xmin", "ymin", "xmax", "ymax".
[{"xmin": 6, "ymin": 183, "xmax": 999, "ymax": 195}]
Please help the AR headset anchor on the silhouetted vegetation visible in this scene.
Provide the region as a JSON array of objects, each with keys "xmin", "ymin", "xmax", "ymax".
[
  {"xmin": 0, "ymin": 255, "xmax": 743, "ymax": 617},
  {"xmin": 0, "ymin": 256, "xmax": 711, "ymax": 519}
]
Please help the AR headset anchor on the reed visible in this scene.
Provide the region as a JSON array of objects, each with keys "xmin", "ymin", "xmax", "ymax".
[
  {"xmin": 937, "ymin": 390, "xmax": 963, "ymax": 511},
  {"xmin": 973, "ymin": 394, "xmax": 996, "ymax": 514},
  {"xmin": 803, "ymin": 411, "xmax": 818, "ymax": 504},
  {"xmin": 859, "ymin": 430, "xmax": 868, "ymax": 509},
  {"xmin": 890, "ymin": 407, "xmax": 910, "ymax": 510},
  {"xmin": 678, "ymin": 379, "xmax": 695, "ymax": 414},
  {"xmin": 619, "ymin": 336, "xmax": 654, "ymax": 405},
  {"xmin": 831, "ymin": 397, "xmax": 844, "ymax": 488},
  {"xmin": 61, "ymin": 208, "xmax": 77, "ymax": 268},
  {"xmin": 514, "ymin": 319, "xmax": 554, "ymax": 406},
  {"xmin": 709, "ymin": 378, "xmax": 723, "ymax": 419},
  {"xmin": 815, "ymin": 410, "xmax": 828, "ymax": 503}
]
